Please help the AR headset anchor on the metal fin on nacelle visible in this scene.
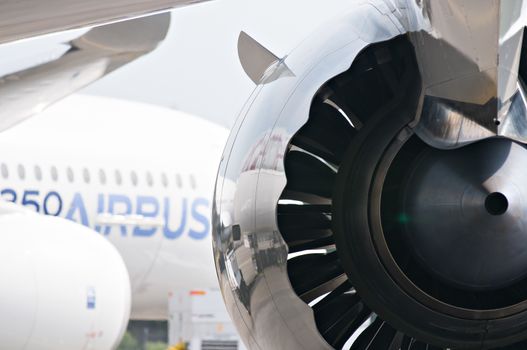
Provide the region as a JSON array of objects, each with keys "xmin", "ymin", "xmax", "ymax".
[
  {"xmin": 238, "ymin": 31, "xmax": 294, "ymax": 85},
  {"xmin": 0, "ymin": 13, "xmax": 170, "ymax": 133}
]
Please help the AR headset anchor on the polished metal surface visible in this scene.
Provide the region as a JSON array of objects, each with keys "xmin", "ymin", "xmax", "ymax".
[
  {"xmin": 403, "ymin": 139, "xmax": 527, "ymax": 290},
  {"xmin": 213, "ymin": 2, "xmax": 404, "ymax": 349},
  {"xmin": 0, "ymin": 13, "xmax": 169, "ymax": 132},
  {"xmin": 0, "ymin": 0, "xmax": 209, "ymax": 44},
  {"xmin": 408, "ymin": 0, "xmax": 527, "ymax": 149},
  {"xmin": 213, "ymin": 1, "xmax": 527, "ymax": 349}
]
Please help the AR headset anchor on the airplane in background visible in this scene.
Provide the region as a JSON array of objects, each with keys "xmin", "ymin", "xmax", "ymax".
[
  {"xmin": 0, "ymin": 93, "xmax": 228, "ymax": 349},
  {"xmin": 8, "ymin": 0, "xmax": 527, "ymax": 350},
  {"xmin": 0, "ymin": 1, "xmax": 242, "ymax": 348}
]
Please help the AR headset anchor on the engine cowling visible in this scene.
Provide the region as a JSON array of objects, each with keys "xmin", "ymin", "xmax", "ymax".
[
  {"xmin": 0, "ymin": 202, "xmax": 130, "ymax": 350},
  {"xmin": 213, "ymin": 1, "xmax": 527, "ymax": 349}
]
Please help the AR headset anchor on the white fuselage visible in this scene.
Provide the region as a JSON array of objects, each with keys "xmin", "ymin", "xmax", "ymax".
[{"xmin": 0, "ymin": 94, "xmax": 228, "ymax": 319}]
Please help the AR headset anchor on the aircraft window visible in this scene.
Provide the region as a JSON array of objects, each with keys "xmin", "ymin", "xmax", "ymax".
[
  {"xmin": 83, "ymin": 168, "xmax": 90, "ymax": 184},
  {"xmin": 176, "ymin": 174, "xmax": 182, "ymax": 188},
  {"xmin": 115, "ymin": 170, "xmax": 122, "ymax": 185},
  {"xmin": 161, "ymin": 173, "xmax": 168, "ymax": 187},
  {"xmin": 18, "ymin": 164, "xmax": 25, "ymax": 180},
  {"xmin": 131, "ymin": 171, "xmax": 138, "ymax": 186},
  {"xmin": 190, "ymin": 175, "xmax": 197, "ymax": 189},
  {"xmin": 51, "ymin": 166, "xmax": 58, "ymax": 182},
  {"xmin": 67, "ymin": 167, "xmax": 74, "ymax": 183},
  {"xmin": 34, "ymin": 165, "xmax": 42, "ymax": 181},
  {"xmin": 99, "ymin": 169, "xmax": 106, "ymax": 185},
  {"xmin": 1, "ymin": 164, "xmax": 8, "ymax": 179},
  {"xmin": 146, "ymin": 171, "xmax": 154, "ymax": 187}
]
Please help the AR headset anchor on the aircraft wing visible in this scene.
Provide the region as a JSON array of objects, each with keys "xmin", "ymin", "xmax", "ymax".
[
  {"xmin": 0, "ymin": 0, "xmax": 211, "ymax": 132},
  {"xmin": 0, "ymin": 0, "xmax": 210, "ymax": 45},
  {"xmin": 0, "ymin": 14, "xmax": 171, "ymax": 132}
]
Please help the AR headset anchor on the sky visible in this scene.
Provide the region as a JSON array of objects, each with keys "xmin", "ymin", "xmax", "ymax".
[{"xmin": 81, "ymin": 0, "xmax": 354, "ymax": 128}]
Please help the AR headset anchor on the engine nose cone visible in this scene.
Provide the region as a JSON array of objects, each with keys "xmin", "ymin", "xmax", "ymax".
[
  {"xmin": 485, "ymin": 192, "xmax": 509, "ymax": 216},
  {"xmin": 403, "ymin": 138, "xmax": 527, "ymax": 290}
]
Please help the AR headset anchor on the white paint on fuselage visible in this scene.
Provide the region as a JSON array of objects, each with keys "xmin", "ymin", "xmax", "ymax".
[{"xmin": 0, "ymin": 94, "xmax": 228, "ymax": 319}]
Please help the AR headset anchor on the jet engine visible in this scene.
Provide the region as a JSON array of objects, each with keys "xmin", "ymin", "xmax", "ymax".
[
  {"xmin": 213, "ymin": 1, "xmax": 527, "ymax": 349},
  {"xmin": 0, "ymin": 202, "xmax": 131, "ymax": 350}
]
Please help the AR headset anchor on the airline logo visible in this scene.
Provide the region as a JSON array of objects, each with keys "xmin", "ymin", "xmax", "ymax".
[
  {"xmin": 0, "ymin": 188, "xmax": 210, "ymax": 240},
  {"xmin": 86, "ymin": 287, "xmax": 96, "ymax": 310}
]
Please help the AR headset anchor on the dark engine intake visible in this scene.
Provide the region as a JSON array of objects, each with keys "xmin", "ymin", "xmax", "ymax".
[{"xmin": 213, "ymin": 1, "xmax": 527, "ymax": 349}]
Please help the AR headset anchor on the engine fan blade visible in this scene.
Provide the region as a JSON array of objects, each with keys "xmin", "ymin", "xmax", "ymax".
[
  {"xmin": 284, "ymin": 150, "xmax": 336, "ymax": 199},
  {"xmin": 313, "ymin": 281, "xmax": 372, "ymax": 349},
  {"xmin": 350, "ymin": 319, "xmax": 399, "ymax": 350},
  {"xmin": 293, "ymin": 102, "xmax": 357, "ymax": 165},
  {"xmin": 406, "ymin": 338, "xmax": 441, "ymax": 350},
  {"xmin": 278, "ymin": 204, "xmax": 332, "ymax": 246},
  {"xmin": 287, "ymin": 252, "xmax": 346, "ymax": 303}
]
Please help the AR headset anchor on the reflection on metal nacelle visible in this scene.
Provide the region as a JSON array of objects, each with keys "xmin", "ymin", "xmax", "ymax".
[{"xmin": 213, "ymin": 1, "xmax": 527, "ymax": 349}]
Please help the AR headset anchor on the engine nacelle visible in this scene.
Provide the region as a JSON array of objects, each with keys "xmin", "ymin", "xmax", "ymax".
[
  {"xmin": 213, "ymin": 1, "xmax": 527, "ymax": 349},
  {"xmin": 0, "ymin": 202, "xmax": 130, "ymax": 350}
]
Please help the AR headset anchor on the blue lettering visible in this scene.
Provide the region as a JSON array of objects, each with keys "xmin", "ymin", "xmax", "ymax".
[
  {"xmin": 163, "ymin": 197, "xmax": 187, "ymax": 240},
  {"xmin": 43, "ymin": 191, "xmax": 62, "ymax": 216},
  {"xmin": 107, "ymin": 194, "xmax": 132, "ymax": 236},
  {"xmin": 65, "ymin": 192, "xmax": 89, "ymax": 227},
  {"xmin": 95, "ymin": 193, "xmax": 105, "ymax": 233},
  {"xmin": 133, "ymin": 196, "xmax": 159, "ymax": 237},
  {"xmin": 11, "ymin": 188, "xmax": 210, "ymax": 241},
  {"xmin": 1, "ymin": 188, "xmax": 16, "ymax": 203},
  {"xmin": 21, "ymin": 190, "xmax": 39, "ymax": 212},
  {"xmin": 189, "ymin": 198, "xmax": 210, "ymax": 240}
]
